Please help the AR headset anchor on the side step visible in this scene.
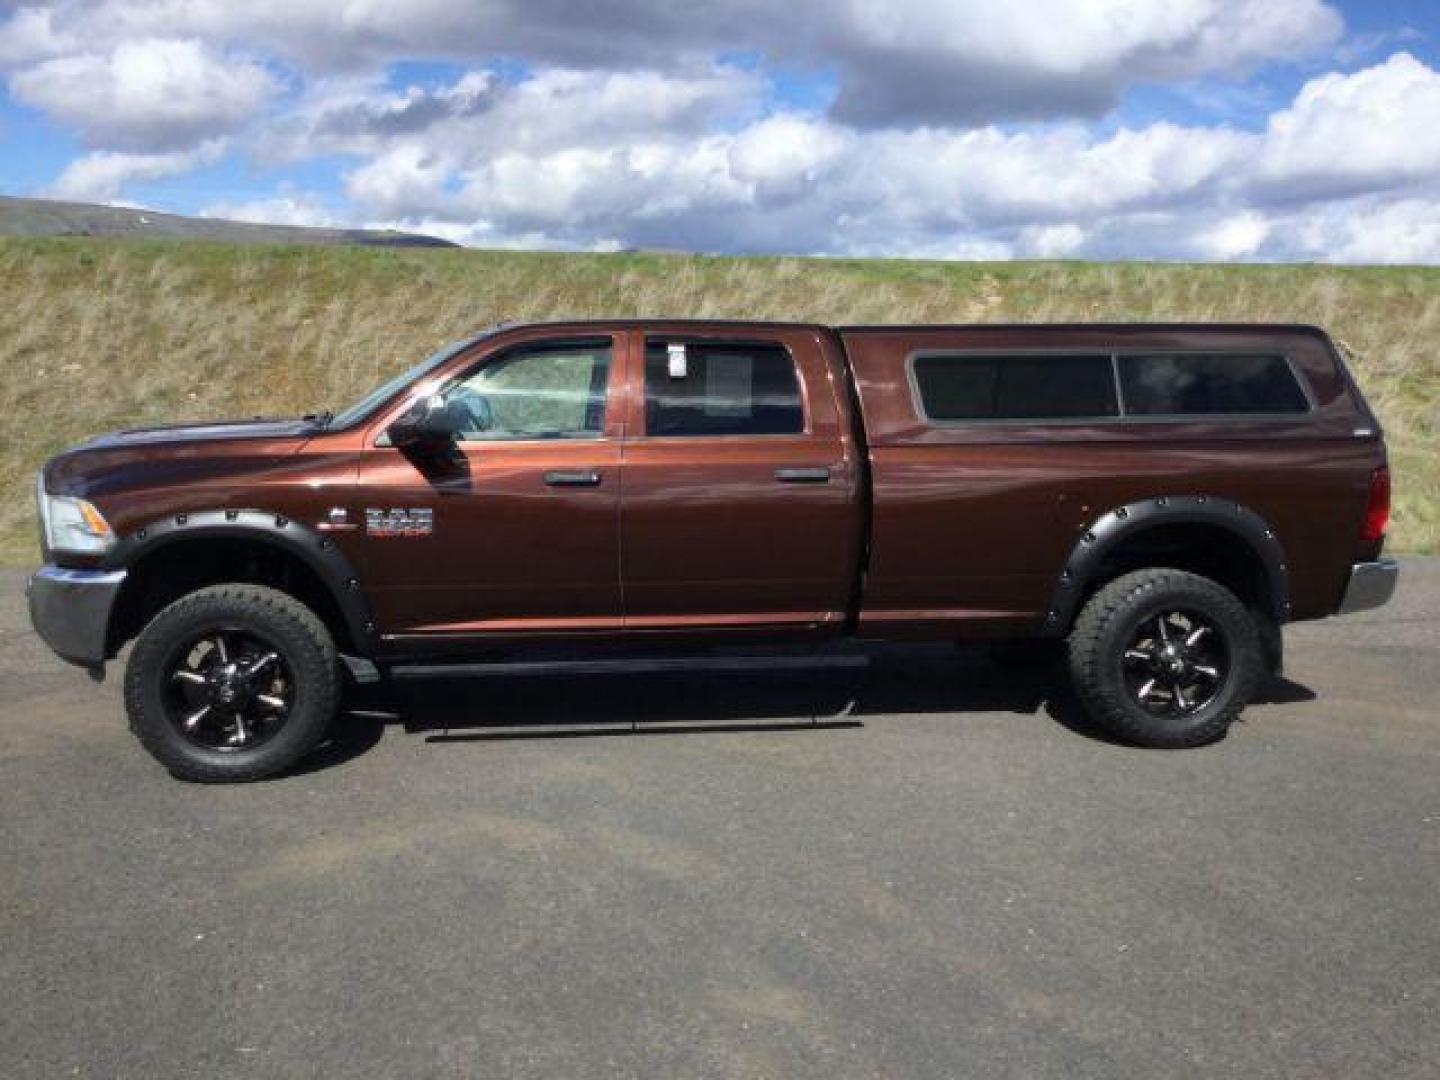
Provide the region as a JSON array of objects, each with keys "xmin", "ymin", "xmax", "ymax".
[
  {"xmin": 338, "ymin": 654, "xmax": 383, "ymax": 684},
  {"xmin": 388, "ymin": 653, "xmax": 870, "ymax": 681}
]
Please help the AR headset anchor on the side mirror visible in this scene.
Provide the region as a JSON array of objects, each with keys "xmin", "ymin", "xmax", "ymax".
[{"xmin": 386, "ymin": 393, "xmax": 456, "ymax": 450}]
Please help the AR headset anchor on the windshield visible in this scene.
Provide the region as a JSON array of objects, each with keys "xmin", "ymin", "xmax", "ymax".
[{"xmin": 327, "ymin": 331, "xmax": 495, "ymax": 430}]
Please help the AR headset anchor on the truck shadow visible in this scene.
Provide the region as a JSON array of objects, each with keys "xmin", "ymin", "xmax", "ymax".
[{"xmin": 302, "ymin": 645, "xmax": 1317, "ymax": 772}]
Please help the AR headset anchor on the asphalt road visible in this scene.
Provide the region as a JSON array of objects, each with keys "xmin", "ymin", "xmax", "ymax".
[{"xmin": 2, "ymin": 564, "xmax": 1437, "ymax": 1079}]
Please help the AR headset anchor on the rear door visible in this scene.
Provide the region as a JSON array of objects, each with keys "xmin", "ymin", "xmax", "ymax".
[{"xmin": 618, "ymin": 326, "xmax": 861, "ymax": 635}]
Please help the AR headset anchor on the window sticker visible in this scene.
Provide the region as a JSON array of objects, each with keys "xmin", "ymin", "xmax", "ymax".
[{"xmin": 667, "ymin": 343, "xmax": 687, "ymax": 378}]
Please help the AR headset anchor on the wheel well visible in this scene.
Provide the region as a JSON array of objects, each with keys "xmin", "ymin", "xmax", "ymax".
[
  {"xmin": 108, "ymin": 537, "xmax": 355, "ymax": 655},
  {"xmin": 1083, "ymin": 523, "xmax": 1276, "ymax": 620}
]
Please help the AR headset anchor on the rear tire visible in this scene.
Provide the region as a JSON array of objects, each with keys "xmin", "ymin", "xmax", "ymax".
[
  {"xmin": 123, "ymin": 584, "xmax": 339, "ymax": 782},
  {"xmin": 1067, "ymin": 568, "xmax": 1263, "ymax": 748}
]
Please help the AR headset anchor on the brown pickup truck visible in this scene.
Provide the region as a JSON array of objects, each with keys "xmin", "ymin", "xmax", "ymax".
[{"xmin": 30, "ymin": 320, "xmax": 1397, "ymax": 781}]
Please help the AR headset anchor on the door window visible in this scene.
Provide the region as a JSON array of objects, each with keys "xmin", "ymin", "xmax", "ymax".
[
  {"xmin": 441, "ymin": 340, "xmax": 612, "ymax": 440},
  {"xmin": 644, "ymin": 340, "xmax": 803, "ymax": 437}
]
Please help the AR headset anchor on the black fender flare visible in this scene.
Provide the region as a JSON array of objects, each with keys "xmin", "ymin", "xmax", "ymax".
[
  {"xmin": 1041, "ymin": 495, "xmax": 1290, "ymax": 635},
  {"xmin": 102, "ymin": 509, "xmax": 375, "ymax": 652}
]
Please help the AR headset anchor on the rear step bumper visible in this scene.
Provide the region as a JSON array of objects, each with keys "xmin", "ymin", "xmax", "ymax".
[{"xmin": 1337, "ymin": 558, "xmax": 1399, "ymax": 615}]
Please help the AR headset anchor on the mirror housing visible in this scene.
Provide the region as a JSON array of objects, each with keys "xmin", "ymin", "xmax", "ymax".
[{"xmin": 386, "ymin": 393, "xmax": 456, "ymax": 450}]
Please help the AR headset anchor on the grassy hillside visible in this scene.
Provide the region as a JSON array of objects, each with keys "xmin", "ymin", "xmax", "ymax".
[{"xmin": 2, "ymin": 237, "xmax": 1436, "ymax": 564}]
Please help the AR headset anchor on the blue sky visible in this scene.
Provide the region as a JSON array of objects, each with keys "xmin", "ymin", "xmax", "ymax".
[{"xmin": 2, "ymin": 0, "xmax": 1439, "ymax": 262}]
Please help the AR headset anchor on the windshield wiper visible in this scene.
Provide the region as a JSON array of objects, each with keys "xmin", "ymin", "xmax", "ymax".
[{"xmin": 302, "ymin": 409, "xmax": 335, "ymax": 428}]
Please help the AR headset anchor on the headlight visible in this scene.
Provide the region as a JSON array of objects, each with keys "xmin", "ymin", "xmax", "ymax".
[{"xmin": 37, "ymin": 474, "xmax": 116, "ymax": 555}]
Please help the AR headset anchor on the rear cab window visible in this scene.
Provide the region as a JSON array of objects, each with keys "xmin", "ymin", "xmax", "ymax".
[{"xmin": 643, "ymin": 339, "xmax": 804, "ymax": 437}]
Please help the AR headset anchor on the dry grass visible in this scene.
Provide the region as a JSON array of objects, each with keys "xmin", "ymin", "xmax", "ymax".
[{"xmin": 2, "ymin": 238, "xmax": 1436, "ymax": 564}]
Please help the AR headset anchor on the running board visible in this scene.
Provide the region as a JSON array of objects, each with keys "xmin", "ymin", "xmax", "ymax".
[{"xmin": 388, "ymin": 653, "xmax": 870, "ymax": 680}]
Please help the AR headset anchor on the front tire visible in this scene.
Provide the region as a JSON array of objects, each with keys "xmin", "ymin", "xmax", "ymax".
[
  {"xmin": 1067, "ymin": 569, "xmax": 1263, "ymax": 748},
  {"xmin": 124, "ymin": 584, "xmax": 339, "ymax": 782}
]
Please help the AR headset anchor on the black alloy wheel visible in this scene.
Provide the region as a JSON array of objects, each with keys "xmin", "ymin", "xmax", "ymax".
[
  {"xmin": 1119, "ymin": 608, "xmax": 1229, "ymax": 717},
  {"xmin": 163, "ymin": 627, "xmax": 294, "ymax": 751}
]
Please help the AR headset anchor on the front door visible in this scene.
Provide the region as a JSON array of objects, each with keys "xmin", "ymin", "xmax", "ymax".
[
  {"xmin": 618, "ymin": 328, "xmax": 860, "ymax": 635},
  {"xmin": 358, "ymin": 332, "xmax": 625, "ymax": 641}
]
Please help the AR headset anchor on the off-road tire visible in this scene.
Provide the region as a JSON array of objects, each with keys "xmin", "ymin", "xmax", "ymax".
[
  {"xmin": 1067, "ymin": 568, "xmax": 1263, "ymax": 748},
  {"xmin": 124, "ymin": 584, "xmax": 339, "ymax": 782}
]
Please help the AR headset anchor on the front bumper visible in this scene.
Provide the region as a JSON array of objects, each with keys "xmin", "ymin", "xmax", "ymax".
[
  {"xmin": 27, "ymin": 565, "xmax": 127, "ymax": 669},
  {"xmin": 1337, "ymin": 558, "xmax": 1399, "ymax": 616}
]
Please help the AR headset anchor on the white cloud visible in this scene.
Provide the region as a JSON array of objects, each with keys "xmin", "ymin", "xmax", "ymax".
[
  {"xmin": 1284, "ymin": 198, "xmax": 1440, "ymax": 264},
  {"xmin": 5, "ymin": 1, "xmax": 1440, "ymax": 265},
  {"xmin": 48, "ymin": 140, "xmax": 224, "ymax": 202},
  {"xmin": 1020, "ymin": 223, "xmax": 1088, "ymax": 259},
  {"xmin": 0, "ymin": 5, "xmax": 70, "ymax": 65},
  {"xmin": 263, "ymin": 64, "xmax": 760, "ymax": 166},
  {"xmin": 1, "ymin": 0, "xmax": 1341, "ymax": 127},
  {"xmin": 1257, "ymin": 52, "xmax": 1440, "ymax": 200},
  {"xmin": 824, "ymin": 0, "xmax": 1342, "ymax": 125},
  {"xmin": 1192, "ymin": 211, "xmax": 1271, "ymax": 260},
  {"xmin": 728, "ymin": 114, "xmax": 851, "ymax": 202},
  {"xmin": 335, "ymin": 108, "xmax": 1257, "ymax": 256},
  {"xmin": 200, "ymin": 194, "xmax": 340, "ymax": 229},
  {"xmin": 344, "ymin": 144, "xmax": 460, "ymax": 221},
  {"xmin": 319, "ymin": 52, "xmax": 1440, "ymax": 263},
  {"xmin": 10, "ymin": 37, "xmax": 278, "ymax": 150}
]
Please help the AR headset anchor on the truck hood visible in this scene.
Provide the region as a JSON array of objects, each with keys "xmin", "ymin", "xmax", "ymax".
[
  {"xmin": 82, "ymin": 417, "xmax": 321, "ymax": 449},
  {"xmin": 43, "ymin": 417, "xmax": 321, "ymax": 502}
]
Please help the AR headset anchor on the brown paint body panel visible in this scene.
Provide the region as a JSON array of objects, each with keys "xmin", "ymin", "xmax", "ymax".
[
  {"xmin": 840, "ymin": 324, "xmax": 1381, "ymax": 632},
  {"xmin": 40, "ymin": 320, "xmax": 1386, "ymax": 660}
]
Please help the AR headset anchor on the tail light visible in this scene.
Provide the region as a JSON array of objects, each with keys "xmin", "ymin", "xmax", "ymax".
[{"xmin": 1360, "ymin": 466, "xmax": 1390, "ymax": 545}]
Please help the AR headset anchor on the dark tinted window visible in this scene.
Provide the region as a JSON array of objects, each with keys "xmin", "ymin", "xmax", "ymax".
[
  {"xmin": 912, "ymin": 354, "xmax": 1119, "ymax": 421},
  {"xmin": 645, "ymin": 341, "xmax": 803, "ymax": 437},
  {"xmin": 1119, "ymin": 353, "xmax": 1309, "ymax": 416}
]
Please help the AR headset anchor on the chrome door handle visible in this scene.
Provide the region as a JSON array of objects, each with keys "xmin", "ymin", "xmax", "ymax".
[
  {"xmin": 544, "ymin": 470, "xmax": 603, "ymax": 487},
  {"xmin": 774, "ymin": 467, "xmax": 831, "ymax": 483}
]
